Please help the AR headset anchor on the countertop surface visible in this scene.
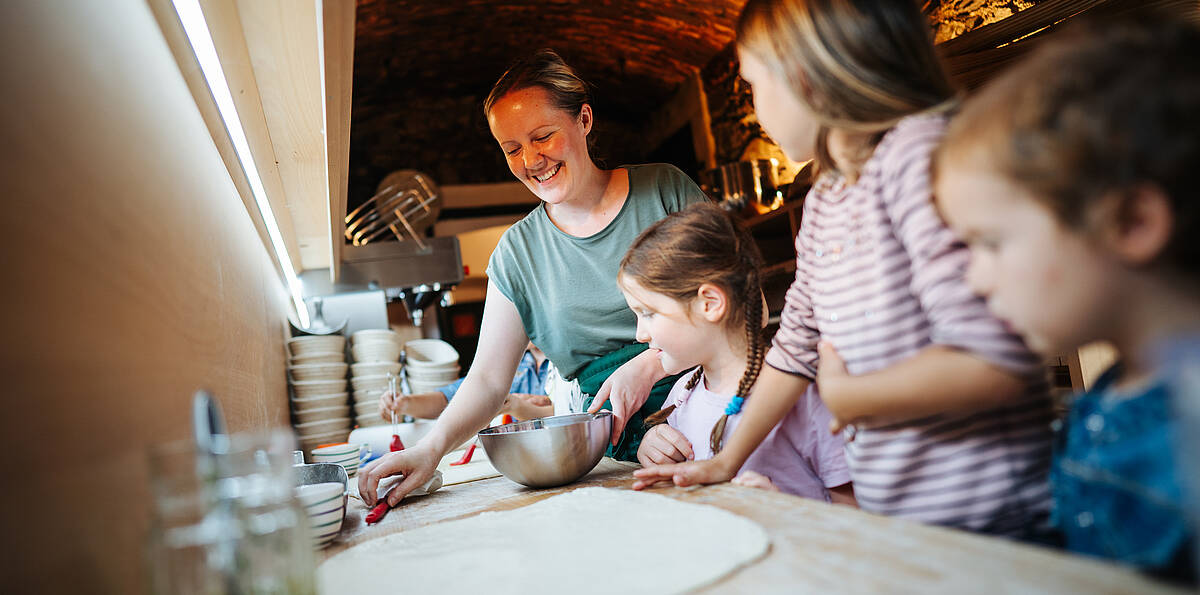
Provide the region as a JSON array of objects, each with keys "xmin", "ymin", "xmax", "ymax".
[{"xmin": 320, "ymin": 458, "xmax": 1183, "ymax": 594}]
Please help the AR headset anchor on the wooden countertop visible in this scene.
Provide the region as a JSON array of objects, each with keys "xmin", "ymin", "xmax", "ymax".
[{"xmin": 321, "ymin": 459, "xmax": 1183, "ymax": 594}]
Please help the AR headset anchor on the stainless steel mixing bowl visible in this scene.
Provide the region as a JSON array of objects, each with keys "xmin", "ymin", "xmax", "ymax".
[{"xmin": 477, "ymin": 411, "xmax": 613, "ymax": 488}]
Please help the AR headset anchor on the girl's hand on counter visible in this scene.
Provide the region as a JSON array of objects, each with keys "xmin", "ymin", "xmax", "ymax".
[
  {"xmin": 731, "ymin": 470, "xmax": 779, "ymax": 492},
  {"xmin": 631, "ymin": 455, "xmax": 737, "ymax": 491},
  {"xmin": 357, "ymin": 445, "xmax": 440, "ymax": 508},
  {"xmin": 588, "ymin": 348, "xmax": 666, "ymax": 445},
  {"xmin": 636, "ymin": 424, "xmax": 694, "ymax": 466}
]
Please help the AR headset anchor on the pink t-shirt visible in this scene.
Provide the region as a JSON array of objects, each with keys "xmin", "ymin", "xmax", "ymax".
[{"xmin": 663, "ymin": 368, "xmax": 851, "ymax": 501}]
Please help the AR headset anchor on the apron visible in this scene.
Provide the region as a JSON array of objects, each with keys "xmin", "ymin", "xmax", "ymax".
[{"xmin": 551, "ymin": 342, "xmax": 682, "ymax": 462}]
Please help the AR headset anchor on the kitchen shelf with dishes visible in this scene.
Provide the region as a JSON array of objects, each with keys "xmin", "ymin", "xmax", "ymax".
[{"xmin": 286, "ymin": 334, "xmax": 351, "ymax": 458}]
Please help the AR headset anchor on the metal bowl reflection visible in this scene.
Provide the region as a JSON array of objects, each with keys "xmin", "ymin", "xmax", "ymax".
[{"xmin": 477, "ymin": 412, "xmax": 613, "ymax": 488}]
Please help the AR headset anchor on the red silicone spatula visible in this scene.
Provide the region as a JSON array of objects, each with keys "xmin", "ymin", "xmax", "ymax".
[{"xmin": 388, "ymin": 373, "xmax": 404, "ymax": 452}]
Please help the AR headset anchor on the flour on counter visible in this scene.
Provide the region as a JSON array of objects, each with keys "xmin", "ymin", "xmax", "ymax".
[{"xmin": 318, "ymin": 487, "xmax": 769, "ymax": 594}]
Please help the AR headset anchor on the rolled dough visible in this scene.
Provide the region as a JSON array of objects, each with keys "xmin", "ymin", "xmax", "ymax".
[
  {"xmin": 318, "ymin": 487, "xmax": 769, "ymax": 594},
  {"xmin": 436, "ymin": 445, "xmax": 502, "ymax": 485}
]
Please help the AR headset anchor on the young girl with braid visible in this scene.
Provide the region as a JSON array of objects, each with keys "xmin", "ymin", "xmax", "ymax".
[{"xmin": 621, "ymin": 202, "xmax": 854, "ymax": 503}]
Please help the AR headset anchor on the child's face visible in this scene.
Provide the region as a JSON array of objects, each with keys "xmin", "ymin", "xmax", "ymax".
[
  {"xmin": 619, "ymin": 276, "xmax": 715, "ymax": 375},
  {"xmin": 935, "ymin": 157, "xmax": 1117, "ymax": 355},
  {"xmin": 738, "ymin": 47, "xmax": 820, "ymax": 163}
]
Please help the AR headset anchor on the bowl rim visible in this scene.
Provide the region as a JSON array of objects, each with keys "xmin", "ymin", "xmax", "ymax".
[{"xmin": 477, "ymin": 411, "xmax": 612, "ymax": 437}]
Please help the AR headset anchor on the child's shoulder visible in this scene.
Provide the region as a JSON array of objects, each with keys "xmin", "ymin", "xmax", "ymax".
[{"xmin": 873, "ymin": 112, "xmax": 949, "ymax": 172}]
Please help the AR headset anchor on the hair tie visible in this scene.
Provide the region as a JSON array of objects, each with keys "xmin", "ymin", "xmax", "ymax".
[{"xmin": 725, "ymin": 395, "xmax": 745, "ymax": 416}]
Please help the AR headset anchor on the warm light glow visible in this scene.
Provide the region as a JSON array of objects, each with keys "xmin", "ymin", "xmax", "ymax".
[{"xmin": 171, "ymin": 0, "xmax": 311, "ymax": 327}]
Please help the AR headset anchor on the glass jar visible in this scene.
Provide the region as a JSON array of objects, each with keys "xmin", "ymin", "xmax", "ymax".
[{"xmin": 146, "ymin": 429, "xmax": 315, "ymax": 594}]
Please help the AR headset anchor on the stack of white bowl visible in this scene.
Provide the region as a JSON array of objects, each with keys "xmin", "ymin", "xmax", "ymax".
[
  {"xmin": 404, "ymin": 339, "xmax": 461, "ymax": 393},
  {"xmin": 349, "ymin": 329, "xmax": 402, "ymax": 428},
  {"xmin": 294, "ymin": 481, "xmax": 346, "ymax": 549},
  {"xmin": 287, "ymin": 335, "xmax": 351, "ymax": 455}
]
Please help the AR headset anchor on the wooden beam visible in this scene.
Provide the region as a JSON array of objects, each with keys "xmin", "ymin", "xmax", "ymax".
[
  {"xmin": 323, "ymin": 0, "xmax": 356, "ymax": 282},
  {"xmin": 643, "ymin": 72, "xmax": 716, "ymax": 165},
  {"xmin": 690, "ymin": 74, "xmax": 718, "ymax": 169},
  {"xmin": 440, "ymin": 181, "xmax": 539, "ymax": 210},
  {"xmin": 236, "ymin": 0, "xmax": 331, "ymax": 271}
]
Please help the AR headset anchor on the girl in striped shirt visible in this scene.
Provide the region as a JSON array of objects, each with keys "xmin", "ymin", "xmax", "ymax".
[{"xmin": 635, "ymin": 0, "xmax": 1053, "ymax": 538}]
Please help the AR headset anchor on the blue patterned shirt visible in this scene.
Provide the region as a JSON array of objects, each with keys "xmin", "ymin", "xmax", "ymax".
[{"xmin": 436, "ymin": 350, "xmax": 550, "ymax": 401}]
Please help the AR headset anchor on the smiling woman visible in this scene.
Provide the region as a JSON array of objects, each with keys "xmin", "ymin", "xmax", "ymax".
[{"xmin": 357, "ymin": 49, "xmax": 709, "ymax": 507}]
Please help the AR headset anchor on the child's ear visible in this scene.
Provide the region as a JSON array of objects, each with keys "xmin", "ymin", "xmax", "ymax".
[
  {"xmin": 1101, "ymin": 185, "xmax": 1174, "ymax": 266},
  {"xmin": 694, "ymin": 283, "xmax": 728, "ymax": 322}
]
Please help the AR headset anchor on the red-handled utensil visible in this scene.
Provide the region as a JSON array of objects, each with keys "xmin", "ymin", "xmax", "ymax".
[
  {"xmin": 365, "ymin": 499, "xmax": 391, "ymax": 524},
  {"xmin": 388, "ymin": 373, "xmax": 404, "ymax": 452},
  {"xmin": 449, "ymin": 440, "xmax": 477, "ymax": 466}
]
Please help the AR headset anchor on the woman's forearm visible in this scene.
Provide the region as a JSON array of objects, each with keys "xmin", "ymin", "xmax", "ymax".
[
  {"xmin": 421, "ymin": 372, "xmax": 511, "ymax": 455},
  {"xmin": 821, "ymin": 345, "xmax": 1029, "ymax": 425},
  {"xmin": 420, "ymin": 281, "xmax": 531, "ymax": 456}
]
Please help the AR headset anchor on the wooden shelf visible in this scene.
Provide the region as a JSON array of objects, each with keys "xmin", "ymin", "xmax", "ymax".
[{"xmin": 736, "ymin": 199, "xmax": 804, "ymax": 229}]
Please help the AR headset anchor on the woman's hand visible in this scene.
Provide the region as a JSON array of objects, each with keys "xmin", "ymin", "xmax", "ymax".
[
  {"xmin": 588, "ymin": 348, "xmax": 667, "ymax": 444},
  {"xmin": 357, "ymin": 444, "xmax": 441, "ymax": 508},
  {"xmin": 636, "ymin": 424, "xmax": 694, "ymax": 466},
  {"xmin": 632, "ymin": 456, "xmax": 737, "ymax": 490},
  {"xmin": 500, "ymin": 393, "xmax": 553, "ymax": 421},
  {"xmin": 731, "ymin": 470, "xmax": 779, "ymax": 492}
]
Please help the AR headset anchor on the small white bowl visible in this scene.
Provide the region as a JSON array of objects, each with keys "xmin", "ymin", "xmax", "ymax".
[
  {"xmin": 295, "ymin": 482, "xmax": 346, "ymax": 548},
  {"xmin": 289, "ymin": 362, "xmax": 348, "ymax": 382},
  {"xmin": 292, "ymin": 392, "xmax": 348, "ymax": 410},
  {"xmin": 350, "ymin": 374, "xmax": 392, "ymax": 392},
  {"xmin": 292, "ymin": 379, "xmax": 348, "ymax": 398},
  {"xmin": 350, "ymin": 362, "xmax": 402, "ymax": 377},
  {"xmin": 287, "ymin": 335, "xmax": 346, "ymax": 357},
  {"xmin": 353, "ymin": 400, "xmax": 382, "ymax": 417},
  {"xmin": 293, "ymin": 404, "xmax": 350, "ymax": 424},
  {"xmin": 352, "ymin": 328, "xmax": 401, "ymax": 344},
  {"xmin": 404, "ymin": 339, "xmax": 459, "ymax": 368},
  {"xmin": 408, "ymin": 380, "xmax": 452, "ymax": 393},
  {"xmin": 295, "ymin": 417, "xmax": 351, "ymax": 436},
  {"xmin": 290, "ymin": 351, "xmax": 345, "ymax": 365},
  {"xmin": 352, "ymin": 389, "xmax": 384, "ymax": 405},
  {"xmin": 351, "ymin": 343, "xmax": 401, "ymax": 363},
  {"xmin": 299, "ymin": 429, "xmax": 353, "ymax": 453},
  {"xmin": 354, "ymin": 413, "xmax": 386, "ymax": 428},
  {"xmin": 296, "ymin": 481, "xmax": 345, "ymax": 507},
  {"xmin": 406, "ymin": 366, "xmax": 460, "ymax": 383}
]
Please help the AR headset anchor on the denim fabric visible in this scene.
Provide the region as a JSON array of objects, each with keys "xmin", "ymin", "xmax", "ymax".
[
  {"xmin": 1050, "ymin": 364, "xmax": 1193, "ymax": 578},
  {"xmin": 436, "ymin": 350, "xmax": 551, "ymax": 401}
]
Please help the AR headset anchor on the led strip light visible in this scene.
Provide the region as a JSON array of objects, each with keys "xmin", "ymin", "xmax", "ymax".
[{"xmin": 171, "ymin": 0, "xmax": 311, "ymax": 327}]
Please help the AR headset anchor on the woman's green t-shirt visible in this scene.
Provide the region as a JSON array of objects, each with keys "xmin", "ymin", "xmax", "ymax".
[{"xmin": 486, "ymin": 163, "xmax": 708, "ymax": 379}]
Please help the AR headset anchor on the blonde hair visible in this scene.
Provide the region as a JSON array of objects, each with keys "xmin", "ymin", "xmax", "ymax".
[
  {"xmin": 737, "ymin": 0, "xmax": 957, "ymax": 173},
  {"xmin": 623, "ymin": 202, "xmax": 766, "ymax": 455},
  {"xmin": 937, "ymin": 16, "xmax": 1200, "ymax": 278}
]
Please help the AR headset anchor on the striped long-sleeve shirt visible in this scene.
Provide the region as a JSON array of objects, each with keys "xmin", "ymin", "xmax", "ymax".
[{"xmin": 764, "ymin": 113, "xmax": 1054, "ymax": 536}]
